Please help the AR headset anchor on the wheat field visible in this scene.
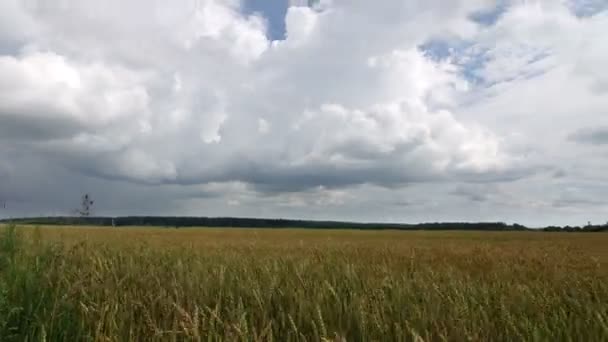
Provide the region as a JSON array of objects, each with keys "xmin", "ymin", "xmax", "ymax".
[{"xmin": 0, "ymin": 224, "xmax": 607, "ymax": 341}]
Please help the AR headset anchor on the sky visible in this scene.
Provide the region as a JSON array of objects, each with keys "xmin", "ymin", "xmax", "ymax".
[{"xmin": 0, "ymin": 0, "xmax": 607, "ymax": 226}]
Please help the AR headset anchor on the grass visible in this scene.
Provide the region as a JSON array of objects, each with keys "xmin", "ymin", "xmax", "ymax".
[{"xmin": 0, "ymin": 224, "xmax": 607, "ymax": 341}]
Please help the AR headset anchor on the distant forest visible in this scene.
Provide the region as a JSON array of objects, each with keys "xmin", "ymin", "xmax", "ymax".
[{"xmin": 1, "ymin": 216, "xmax": 607, "ymax": 232}]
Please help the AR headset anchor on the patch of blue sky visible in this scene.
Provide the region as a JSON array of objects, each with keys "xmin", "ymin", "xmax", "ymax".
[
  {"xmin": 242, "ymin": 0, "xmax": 319, "ymax": 40},
  {"xmin": 420, "ymin": 37, "xmax": 553, "ymax": 90},
  {"xmin": 468, "ymin": 0, "xmax": 509, "ymax": 26},
  {"xmin": 419, "ymin": 1, "xmax": 509, "ymax": 85},
  {"xmin": 419, "ymin": 39, "xmax": 489, "ymax": 85},
  {"xmin": 567, "ymin": 0, "xmax": 608, "ymax": 17},
  {"xmin": 466, "ymin": 0, "xmax": 608, "ymax": 25},
  {"xmin": 419, "ymin": 1, "xmax": 557, "ymax": 88},
  {"xmin": 242, "ymin": 0, "xmax": 290, "ymax": 40}
]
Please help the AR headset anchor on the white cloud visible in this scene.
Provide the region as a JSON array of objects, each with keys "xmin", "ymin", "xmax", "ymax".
[
  {"xmin": 257, "ymin": 118, "xmax": 270, "ymax": 134},
  {"xmin": 283, "ymin": 6, "xmax": 318, "ymax": 45},
  {"xmin": 0, "ymin": 51, "xmax": 151, "ymax": 143},
  {"xmin": 0, "ymin": 0, "xmax": 607, "ymax": 225},
  {"xmin": 179, "ymin": 0, "xmax": 269, "ymax": 63}
]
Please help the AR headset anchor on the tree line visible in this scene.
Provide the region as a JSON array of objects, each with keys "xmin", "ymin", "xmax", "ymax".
[
  {"xmin": 0, "ymin": 216, "xmax": 532, "ymax": 231},
  {"xmin": 2, "ymin": 216, "xmax": 606, "ymax": 232},
  {"xmin": 542, "ymin": 224, "xmax": 608, "ymax": 232}
]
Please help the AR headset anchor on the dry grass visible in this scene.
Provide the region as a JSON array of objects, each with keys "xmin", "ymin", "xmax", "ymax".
[{"xmin": 0, "ymin": 225, "xmax": 607, "ymax": 341}]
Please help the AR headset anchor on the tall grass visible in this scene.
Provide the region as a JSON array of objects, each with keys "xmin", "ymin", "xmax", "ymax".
[{"xmin": 0, "ymin": 225, "xmax": 607, "ymax": 341}]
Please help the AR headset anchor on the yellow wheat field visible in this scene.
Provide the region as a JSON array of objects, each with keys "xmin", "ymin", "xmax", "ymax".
[{"xmin": 1, "ymin": 225, "xmax": 607, "ymax": 341}]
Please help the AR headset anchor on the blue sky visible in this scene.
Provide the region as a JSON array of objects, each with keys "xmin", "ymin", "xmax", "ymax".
[
  {"xmin": 470, "ymin": 0, "xmax": 508, "ymax": 26},
  {"xmin": 243, "ymin": 0, "xmax": 290, "ymax": 40}
]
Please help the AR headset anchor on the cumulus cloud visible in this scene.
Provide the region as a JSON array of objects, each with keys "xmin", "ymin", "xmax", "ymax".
[
  {"xmin": 0, "ymin": 51, "xmax": 151, "ymax": 140},
  {"xmin": 0, "ymin": 0, "xmax": 607, "ymax": 226}
]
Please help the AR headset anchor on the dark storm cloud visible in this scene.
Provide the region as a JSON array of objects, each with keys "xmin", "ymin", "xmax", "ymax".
[{"xmin": 0, "ymin": 154, "xmax": 194, "ymax": 217}]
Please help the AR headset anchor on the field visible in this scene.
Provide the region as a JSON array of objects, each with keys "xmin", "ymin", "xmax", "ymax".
[{"xmin": 0, "ymin": 225, "xmax": 607, "ymax": 341}]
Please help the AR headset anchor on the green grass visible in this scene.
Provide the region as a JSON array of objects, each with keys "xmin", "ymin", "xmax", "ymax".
[{"xmin": 0, "ymin": 225, "xmax": 607, "ymax": 341}]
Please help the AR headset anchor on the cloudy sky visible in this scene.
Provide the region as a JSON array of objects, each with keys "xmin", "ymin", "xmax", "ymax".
[{"xmin": 0, "ymin": 0, "xmax": 607, "ymax": 226}]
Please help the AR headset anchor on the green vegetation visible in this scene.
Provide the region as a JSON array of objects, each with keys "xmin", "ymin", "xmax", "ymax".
[
  {"xmin": 1, "ymin": 216, "xmax": 531, "ymax": 231},
  {"xmin": 5, "ymin": 216, "xmax": 607, "ymax": 232},
  {"xmin": 0, "ymin": 225, "xmax": 607, "ymax": 341}
]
